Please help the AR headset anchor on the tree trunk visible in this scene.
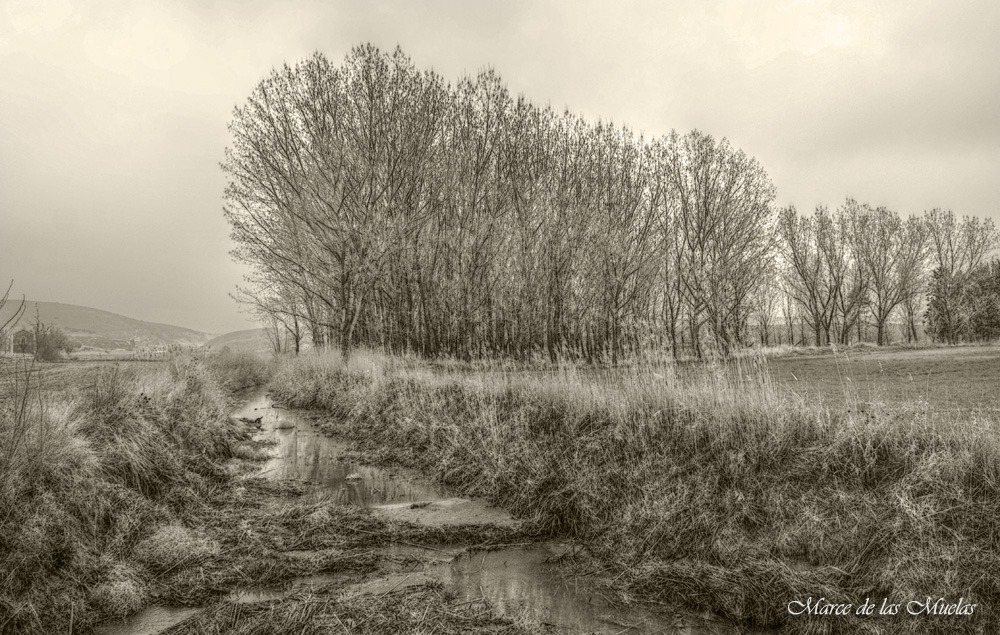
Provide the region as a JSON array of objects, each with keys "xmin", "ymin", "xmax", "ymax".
[{"xmin": 340, "ymin": 302, "xmax": 363, "ymax": 364}]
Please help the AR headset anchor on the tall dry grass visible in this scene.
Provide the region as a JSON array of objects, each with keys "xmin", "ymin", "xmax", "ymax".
[
  {"xmin": 202, "ymin": 348, "xmax": 274, "ymax": 394},
  {"xmin": 270, "ymin": 350, "xmax": 1000, "ymax": 633},
  {"xmin": 0, "ymin": 352, "xmax": 269, "ymax": 634}
]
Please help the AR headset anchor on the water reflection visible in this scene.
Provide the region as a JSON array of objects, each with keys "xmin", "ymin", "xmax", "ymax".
[
  {"xmin": 418, "ymin": 544, "xmax": 696, "ymax": 634},
  {"xmin": 93, "ymin": 606, "xmax": 202, "ymax": 635},
  {"xmin": 224, "ymin": 543, "xmax": 710, "ymax": 634},
  {"xmin": 233, "ymin": 389, "xmax": 454, "ymax": 506}
]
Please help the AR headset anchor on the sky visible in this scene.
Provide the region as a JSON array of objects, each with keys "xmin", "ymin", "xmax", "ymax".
[{"xmin": 1, "ymin": 0, "xmax": 998, "ymax": 334}]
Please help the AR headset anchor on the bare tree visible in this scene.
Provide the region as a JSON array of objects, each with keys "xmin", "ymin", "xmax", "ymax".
[
  {"xmin": 233, "ymin": 280, "xmax": 304, "ymax": 354},
  {"xmin": 224, "ymin": 45, "xmax": 781, "ymax": 362},
  {"xmin": 849, "ymin": 204, "xmax": 927, "ymax": 345},
  {"xmin": 665, "ymin": 130, "xmax": 776, "ymax": 356},
  {"xmin": 827, "ymin": 200, "xmax": 869, "ymax": 345},
  {"xmin": 777, "ymin": 206, "xmax": 836, "ymax": 345},
  {"xmin": 751, "ymin": 262, "xmax": 781, "ymax": 346},
  {"xmin": 225, "ymin": 47, "xmax": 447, "ymax": 362}
]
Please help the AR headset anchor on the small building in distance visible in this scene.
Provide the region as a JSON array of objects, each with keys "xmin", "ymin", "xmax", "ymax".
[{"xmin": 6, "ymin": 328, "xmax": 35, "ymax": 355}]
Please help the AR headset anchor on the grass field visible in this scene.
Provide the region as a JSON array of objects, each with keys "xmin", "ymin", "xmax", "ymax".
[
  {"xmin": 6, "ymin": 345, "xmax": 1000, "ymax": 634},
  {"xmin": 0, "ymin": 359, "xmax": 154, "ymax": 398},
  {"xmin": 269, "ymin": 346, "xmax": 1000, "ymax": 634},
  {"xmin": 767, "ymin": 345, "xmax": 1000, "ymax": 412}
]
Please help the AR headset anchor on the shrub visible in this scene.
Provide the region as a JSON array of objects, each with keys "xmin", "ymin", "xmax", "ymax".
[{"xmin": 34, "ymin": 325, "xmax": 75, "ymax": 361}]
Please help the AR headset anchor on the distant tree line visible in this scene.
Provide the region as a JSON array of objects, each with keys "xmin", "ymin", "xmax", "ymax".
[
  {"xmin": 775, "ymin": 205, "xmax": 999, "ymax": 348},
  {"xmin": 224, "ymin": 45, "xmax": 999, "ymax": 361}
]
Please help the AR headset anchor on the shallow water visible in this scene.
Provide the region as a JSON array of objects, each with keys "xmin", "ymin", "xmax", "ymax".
[
  {"xmin": 385, "ymin": 543, "xmax": 700, "ymax": 634},
  {"xmin": 217, "ymin": 542, "xmax": 715, "ymax": 634},
  {"xmin": 93, "ymin": 606, "xmax": 202, "ymax": 635},
  {"xmin": 228, "ymin": 571, "xmax": 354, "ymax": 603},
  {"xmin": 232, "ymin": 389, "xmax": 454, "ymax": 506}
]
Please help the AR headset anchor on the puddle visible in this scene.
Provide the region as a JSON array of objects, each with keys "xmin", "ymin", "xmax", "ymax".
[
  {"xmin": 93, "ymin": 606, "xmax": 202, "ymax": 635},
  {"xmin": 225, "ymin": 543, "xmax": 713, "ymax": 634},
  {"xmin": 232, "ymin": 389, "xmax": 455, "ymax": 506},
  {"xmin": 397, "ymin": 543, "xmax": 699, "ymax": 634},
  {"xmin": 228, "ymin": 571, "xmax": 355, "ymax": 603},
  {"xmin": 374, "ymin": 496, "xmax": 517, "ymax": 527}
]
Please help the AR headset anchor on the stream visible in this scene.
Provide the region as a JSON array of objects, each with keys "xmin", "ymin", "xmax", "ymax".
[{"xmin": 95, "ymin": 388, "xmax": 722, "ymax": 635}]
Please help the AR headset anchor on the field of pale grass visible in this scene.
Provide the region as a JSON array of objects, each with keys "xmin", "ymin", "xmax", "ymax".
[{"xmin": 767, "ymin": 345, "xmax": 1000, "ymax": 412}]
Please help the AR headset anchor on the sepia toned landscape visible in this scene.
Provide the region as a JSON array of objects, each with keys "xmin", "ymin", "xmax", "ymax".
[{"xmin": 3, "ymin": 2, "xmax": 1000, "ymax": 634}]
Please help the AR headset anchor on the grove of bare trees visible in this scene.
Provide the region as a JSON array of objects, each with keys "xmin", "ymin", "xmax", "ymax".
[
  {"xmin": 224, "ymin": 45, "xmax": 999, "ymax": 361},
  {"xmin": 777, "ymin": 203, "xmax": 998, "ymax": 348}
]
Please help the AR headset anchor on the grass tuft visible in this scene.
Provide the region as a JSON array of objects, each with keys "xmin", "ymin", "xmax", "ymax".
[
  {"xmin": 134, "ymin": 524, "xmax": 221, "ymax": 572},
  {"xmin": 88, "ymin": 563, "xmax": 148, "ymax": 617}
]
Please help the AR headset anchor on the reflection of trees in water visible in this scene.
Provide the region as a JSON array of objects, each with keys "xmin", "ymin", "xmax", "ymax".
[
  {"xmin": 256, "ymin": 404, "xmax": 451, "ymax": 506},
  {"xmin": 447, "ymin": 549, "xmax": 667, "ymax": 633},
  {"xmin": 452, "ymin": 551, "xmax": 557, "ymax": 621}
]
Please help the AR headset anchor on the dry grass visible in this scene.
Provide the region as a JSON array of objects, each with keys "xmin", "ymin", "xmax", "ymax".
[
  {"xmin": 89, "ymin": 563, "xmax": 148, "ymax": 617},
  {"xmin": 0, "ymin": 352, "xmax": 267, "ymax": 634},
  {"xmin": 269, "ymin": 349, "xmax": 1000, "ymax": 634},
  {"xmin": 134, "ymin": 525, "xmax": 221, "ymax": 572},
  {"xmin": 202, "ymin": 349, "xmax": 274, "ymax": 394}
]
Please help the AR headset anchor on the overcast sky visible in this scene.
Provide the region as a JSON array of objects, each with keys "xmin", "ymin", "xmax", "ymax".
[{"xmin": 1, "ymin": 0, "xmax": 998, "ymax": 334}]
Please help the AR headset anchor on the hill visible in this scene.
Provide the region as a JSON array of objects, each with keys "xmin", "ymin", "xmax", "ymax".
[
  {"xmin": 0, "ymin": 300, "xmax": 213, "ymax": 350},
  {"xmin": 203, "ymin": 328, "xmax": 272, "ymax": 353}
]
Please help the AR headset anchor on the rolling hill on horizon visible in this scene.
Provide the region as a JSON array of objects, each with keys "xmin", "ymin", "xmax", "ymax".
[
  {"xmin": 203, "ymin": 327, "xmax": 272, "ymax": 353},
  {"xmin": 0, "ymin": 300, "xmax": 214, "ymax": 350}
]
